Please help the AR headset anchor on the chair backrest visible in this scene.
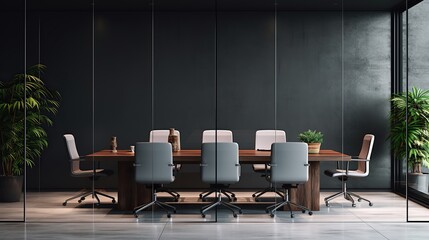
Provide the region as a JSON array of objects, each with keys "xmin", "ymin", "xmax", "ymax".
[
  {"xmin": 270, "ymin": 142, "xmax": 308, "ymax": 184},
  {"xmin": 149, "ymin": 129, "xmax": 181, "ymax": 149},
  {"xmin": 202, "ymin": 130, "xmax": 233, "ymax": 143},
  {"xmin": 255, "ymin": 130, "xmax": 286, "ymax": 150},
  {"xmin": 63, "ymin": 134, "xmax": 81, "ymax": 173},
  {"xmin": 135, "ymin": 142, "xmax": 174, "ymax": 184},
  {"xmin": 357, "ymin": 134, "xmax": 375, "ymax": 174},
  {"xmin": 201, "ymin": 142, "xmax": 240, "ymax": 184}
]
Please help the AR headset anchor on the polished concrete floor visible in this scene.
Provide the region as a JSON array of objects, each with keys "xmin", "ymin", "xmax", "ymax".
[{"xmin": 1, "ymin": 191, "xmax": 429, "ymax": 239}]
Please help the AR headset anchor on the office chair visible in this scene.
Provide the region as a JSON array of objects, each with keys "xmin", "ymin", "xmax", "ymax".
[
  {"xmin": 133, "ymin": 142, "xmax": 177, "ymax": 218},
  {"xmin": 266, "ymin": 142, "xmax": 313, "ymax": 218},
  {"xmin": 324, "ymin": 134, "xmax": 375, "ymax": 207},
  {"xmin": 62, "ymin": 134, "xmax": 116, "ymax": 206},
  {"xmin": 148, "ymin": 129, "xmax": 181, "ymax": 201},
  {"xmin": 200, "ymin": 142, "xmax": 242, "ymax": 218},
  {"xmin": 199, "ymin": 130, "xmax": 236, "ymax": 201},
  {"xmin": 252, "ymin": 130, "xmax": 287, "ymax": 201}
]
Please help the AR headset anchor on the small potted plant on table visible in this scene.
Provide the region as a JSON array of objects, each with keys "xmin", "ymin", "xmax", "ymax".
[{"xmin": 298, "ymin": 129, "xmax": 324, "ymax": 154}]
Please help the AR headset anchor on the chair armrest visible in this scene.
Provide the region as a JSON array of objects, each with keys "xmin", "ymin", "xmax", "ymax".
[
  {"xmin": 70, "ymin": 156, "xmax": 86, "ymax": 162},
  {"xmin": 350, "ymin": 158, "xmax": 369, "ymax": 162},
  {"xmin": 235, "ymin": 163, "xmax": 241, "ymax": 176}
]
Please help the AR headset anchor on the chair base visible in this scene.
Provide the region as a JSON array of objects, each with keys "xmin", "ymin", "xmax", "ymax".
[
  {"xmin": 62, "ymin": 190, "xmax": 116, "ymax": 206},
  {"xmin": 201, "ymin": 191, "xmax": 242, "ymax": 218},
  {"xmin": 158, "ymin": 188, "xmax": 180, "ymax": 201},
  {"xmin": 200, "ymin": 186, "xmax": 236, "ymax": 201},
  {"xmin": 266, "ymin": 187, "xmax": 312, "ymax": 218},
  {"xmin": 252, "ymin": 187, "xmax": 285, "ymax": 201},
  {"xmin": 324, "ymin": 190, "xmax": 373, "ymax": 207},
  {"xmin": 134, "ymin": 191, "xmax": 176, "ymax": 218}
]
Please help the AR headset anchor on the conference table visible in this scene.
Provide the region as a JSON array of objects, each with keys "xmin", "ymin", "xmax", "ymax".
[{"xmin": 87, "ymin": 149, "xmax": 350, "ymax": 211}]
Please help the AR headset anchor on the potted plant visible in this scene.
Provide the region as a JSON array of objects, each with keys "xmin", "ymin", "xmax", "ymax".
[
  {"xmin": 390, "ymin": 87, "xmax": 429, "ymax": 192},
  {"xmin": 298, "ymin": 129, "xmax": 324, "ymax": 154},
  {"xmin": 0, "ymin": 64, "xmax": 60, "ymax": 202}
]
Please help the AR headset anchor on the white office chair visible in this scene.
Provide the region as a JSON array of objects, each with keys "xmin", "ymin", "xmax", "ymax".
[
  {"xmin": 266, "ymin": 142, "xmax": 312, "ymax": 218},
  {"xmin": 324, "ymin": 134, "xmax": 375, "ymax": 207},
  {"xmin": 199, "ymin": 130, "xmax": 236, "ymax": 201},
  {"xmin": 149, "ymin": 129, "xmax": 181, "ymax": 150},
  {"xmin": 133, "ymin": 142, "xmax": 176, "ymax": 218},
  {"xmin": 200, "ymin": 142, "xmax": 242, "ymax": 218},
  {"xmin": 202, "ymin": 130, "xmax": 233, "ymax": 143},
  {"xmin": 62, "ymin": 134, "xmax": 116, "ymax": 206},
  {"xmin": 252, "ymin": 130, "xmax": 287, "ymax": 201},
  {"xmin": 148, "ymin": 130, "xmax": 181, "ymax": 201}
]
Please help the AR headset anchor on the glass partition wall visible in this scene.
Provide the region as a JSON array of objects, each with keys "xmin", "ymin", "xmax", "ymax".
[
  {"xmin": 0, "ymin": 0, "xmax": 26, "ymax": 221},
  {"xmin": 4, "ymin": 0, "xmax": 429, "ymax": 223},
  {"xmin": 405, "ymin": 0, "xmax": 429, "ymax": 221}
]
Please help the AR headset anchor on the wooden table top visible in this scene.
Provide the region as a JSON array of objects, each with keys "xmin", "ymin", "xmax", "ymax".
[{"xmin": 87, "ymin": 149, "xmax": 350, "ymax": 164}]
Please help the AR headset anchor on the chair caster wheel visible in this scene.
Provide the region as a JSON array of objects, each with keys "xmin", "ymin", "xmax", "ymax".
[
  {"xmin": 238, "ymin": 210, "xmax": 242, "ymax": 214},
  {"xmin": 308, "ymin": 211, "xmax": 313, "ymax": 216},
  {"xmin": 325, "ymin": 202, "xmax": 330, "ymax": 207},
  {"xmin": 167, "ymin": 214, "xmax": 171, "ymax": 218},
  {"xmin": 352, "ymin": 203, "xmax": 356, "ymax": 207},
  {"xmin": 177, "ymin": 194, "xmax": 180, "ymax": 198},
  {"xmin": 290, "ymin": 214, "xmax": 294, "ymax": 218},
  {"xmin": 62, "ymin": 202, "xmax": 67, "ymax": 206},
  {"xmin": 80, "ymin": 197, "xmax": 85, "ymax": 201},
  {"xmin": 265, "ymin": 209, "xmax": 269, "ymax": 213},
  {"xmin": 252, "ymin": 194, "xmax": 256, "ymax": 197},
  {"xmin": 231, "ymin": 194, "xmax": 236, "ymax": 198},
  {"xmin": 173, "ymin": 210, "xmax": 177, "ymax": 214},
  {"xmin": 233, "ymin": 213, "xmax": 237, "ymax": 218},
  {"xmin": 369, "ymin": 202, "xmax": 373, "ymax": 207},
  {"xmin": 199, "ymin": 194, "xmax": 203, "ymax": 199},
  {"xmin": 358, "ymin": 198, "xmax": 362, "ymax": 202},
  {"xmin": 302, "ymin": 210, "xmax": 306, "ymax": 213},
  {"xmin": 201, "ymin": 214, "xmax": 205, "ymax": 218},
  {"xmin": 270, "ymin": 213, "xmax": 274, "ymax": 218},
  {"xmin": 112, "ymin": 199, "xmax": 116, "ymax": 203},
  {"xmin": 78, "ymin": 200, "xmax": 82, "ymax": 203},
  {"xmin": 134, "ymin": 214, "xmax": 138, "ymax": 218},
  {"xmin": 233, "ymin": 197, "xmax": 237, "ymax": 202}
]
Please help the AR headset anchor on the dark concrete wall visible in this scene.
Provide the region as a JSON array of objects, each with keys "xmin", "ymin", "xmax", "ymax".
[{"xmin": 6, "ymin": 10, "xmax": 392, "ymax": 190}]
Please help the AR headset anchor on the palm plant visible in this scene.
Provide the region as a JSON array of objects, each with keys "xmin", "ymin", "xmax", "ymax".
[
  {"xmin": 390, "ymin": 87, "xmax": 429, "ymax": 174},
  {"xmin": 0, "ymin": 64, "xmax": 60, "ymax": 176}
]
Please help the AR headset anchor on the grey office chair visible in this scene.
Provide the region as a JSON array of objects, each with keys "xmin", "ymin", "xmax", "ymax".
[
  {"xmin": 200, "ymin": 142, "xmax": 242, "ymax": 218},
  {"xmin": 133, "ymin": 142, "xmax": 177, "ymax": 218},
  {"xmin": 324, "ymin": 134, "xmax": 375, "ymax": 207},
  {"xmin": 252, "ymin": 130, "xmax": 286, "ymax": 201},
  {"xmin": 62, "ymin": 134, "xmax": 116, "ymax": 206},
  {"xmin": 266, "ymin": 142, "xmax": 313, "ymax": 218},
  {"xmin": 199, "ymin": 130, "xmax": 236, "ymax": 201},
  {"xmin": 149, "ymin": 129, "xmax": 181, "ymax": 201}
]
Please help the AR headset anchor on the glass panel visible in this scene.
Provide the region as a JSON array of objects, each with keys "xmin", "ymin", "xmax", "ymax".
[
  {"xmin": 152, "ymin": 0, "xmax": 216, "ymax": 222},
  {"xmin": 406, "ymin": 0, "xmax": 429, "ymax": 221},
  {"xmin": 343, "ymin": 0, "xmax": 392, "ymax": 221},
  {"xmin": 0, "ymin": 0, "xmax": 26, "ymax": 221},
  {"xmin": 25, "ymin": 0, "xmax": 95, "ymax": 222},
  {"xmin": 275, "ymin": 1, "xmax": 342, "ymax": 220},
  {"xmin": 94, "ymin": 0, "xmax": 155, "ymax": 222},
  {"xmin": 215, "ymin": 0, "xmax": 276, "ymax": 222}
]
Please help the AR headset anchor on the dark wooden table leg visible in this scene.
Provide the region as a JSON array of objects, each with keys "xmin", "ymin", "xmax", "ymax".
[
  {"xmin": 288, "ymin": 161, "xmax": 320, "ymax": 211},
  {"xmin": 118, "ymin": 161, "xmax": 151, "ymax": 211}
]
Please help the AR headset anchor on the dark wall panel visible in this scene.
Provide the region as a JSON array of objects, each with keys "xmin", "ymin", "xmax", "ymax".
[
  {"xmin": 25, "ymin": 10, "xmax": 391, "ymax": 190},
  {"xmin": 342, "ymin": 12, "xmax": 391, "ymax": 189}
]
